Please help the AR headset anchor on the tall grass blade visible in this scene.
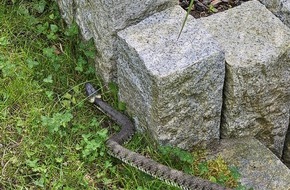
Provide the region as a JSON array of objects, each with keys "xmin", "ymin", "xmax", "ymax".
[{"xmin": 178, "ymin": 0, "xmax": 194, "ymax": 39}]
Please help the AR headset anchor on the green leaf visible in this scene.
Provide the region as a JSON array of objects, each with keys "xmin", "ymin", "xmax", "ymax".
[
  {"xmin": 75, "ymin": 144, "xmax": 82, "ymax": 150},
  {"xmin": 84, "ymin": 50, "xmax": 95, "ymax": 59},
  {"xmin": 75, "ymin": 56, "xmax": 86, "ymax": 72},
  {"xmin": 198, "ymin": 162, "xmax": 209, "ymax": 175},
  {"xmin": 179, "ymin": 151, "xmax": 194, "ymax": 163},
  {"xmin": 229, "ymin": 166, "xmax": 241, "ymax": 180},
  {"xmin": 0, "ymin": 37, "xmax": 10, "ymax": 46},
  {"xmin": 159, "ymin": 145, "xmax": 171, "ymax": 155},
  {"xmin": 25, "ymin": 150, "xmax": 36, "ymax": 158},
  {"xmin": 47, "ymin": 32, "xmax": 57, "ymax": 40},
  {"xmin": 85, "ymin": 65, "xmax": 95, "ymax": 75},
  {"xmin": 53, "ymin": 63, "xmax": 60, "ymax": 71},
  {"xmin": 41, "ymin": 112, "xmax": 73, "ymax": 133},
  {"xmin": 108, "ymin": 82, "xmax": 118, "ymax": 99},
  {"xmin": 34, "ymin": 0, "xmax": 47, "ymax": 14},
  {"xmin": 50, "ymin": 24, "xmax": 59, "ymax": 33},
  {"xmin": 71, "ymin": 97, "xmax": 76, "ymax": 104},
  {"xmin": 89, "ymin": 118, "xmax": 100, "ymax": 127},
  {"xmin": 45, "ymin": 90, "xmax": 54, "ymax": 100},
  {"xmin": 43, "ymin": 47, "xmax": 55, "ymax": 58},
  {"xmin": 0, "ymin": 60, "xmax": 16, "ymax": 77},
  {"xmin": 26, "ymin": 159, "xmax": 39, "ymax": 168},
  {"xmin": 60, "ymin": 112, "xmax": 73, "ymax": 126},
  {"xmin": 72, "ymin": 86, "xmax": 80, "ymax": 94},
  {"xmin": 78, "ymin": 39, "xmax": 96, "ymax": 59},
  {"xmin": 118, "ymin": 101, "xmax": 126, "ymax": 111},
  {"xmin": 64, "ymin": 22, "xmax": 79, "ymax": 36},
  {"xmin": 82, "ymin": 134, "xmax": 92, "ymax": 142},
  {"xmin": 209, "ymin": 4, "xmax": 218, "ymax": 13},
  {"xmin": 63, "ymin": 92, "xmax": 72, "ymax": 100},
  {"xmin": 61, "ymin": 100, "xmax": 71, "ymax": 108},
  {"xmin": 209, "ymin": 176, "xmax": 217, "ymax": 183},
  {"xmin": 36, "ymin": 22, "xmax": 49, "ymax": 34},
  {"xmin": 26, "ymin": 58, "xmax": 39, "ymax": 68},
  {"xmin": 17, "ymin": 5, "xmax": 29, "ymax": 16},
  {"xmin": 97, "ymin": 129, "xmax": 108, "ymax": 139},
  {"xmin": 104, "ymin": 161, "xmax": 112, "ymax": 169},
  {"xmin": 33, "ymin": 177, "xmax": 45, "ymax": 187},
  {"xmin": 217, "ymin": 172, "xmax": 229, "ymax": 184},
  {"xmin": 43, "ymin": 75, "xmax": 53, "ymax": 83},
  {"xmin": 49, "ymin": 13, "xmax": 55, "ymax": 20},
  {"xmin": 55, "ymin": 157, "xmax": 63, "ymax": 163}
]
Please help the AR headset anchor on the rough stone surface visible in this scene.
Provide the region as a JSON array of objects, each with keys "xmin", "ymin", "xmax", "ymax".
[
  {"xmin": 57, "ymin": 0, "xmax": 177, "ymax": 83},
  {"xmin": 57, "ymin": 0, "xmax": 74, "ymax": 25},
  {"xmin": 74, "ymin": 0, "xmax": 94, "ymax": 41},
  {"xmin": 259, "ymin": 0, "xmax": 290, "ymax": 27},
  {"xmin": 117, "ymin": 6, "xmax": 225, "ymax": 149},
  {"xmin": 207, "ymin": 137, "xmax": 290, "ymax": 190},
  {"xmin": 200, "ymin": 0, "xmax": 290, "ymax": 157}
]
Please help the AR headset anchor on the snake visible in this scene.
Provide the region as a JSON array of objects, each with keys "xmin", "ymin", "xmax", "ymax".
[{"xmin": 85, "ymin": 82, "xmax": 232, "ymax": 190}]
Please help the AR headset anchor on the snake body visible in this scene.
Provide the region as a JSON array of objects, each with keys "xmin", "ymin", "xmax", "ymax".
[{"xmin": 85, "ymin": 83, "xmax": 231, "ymax": 190}]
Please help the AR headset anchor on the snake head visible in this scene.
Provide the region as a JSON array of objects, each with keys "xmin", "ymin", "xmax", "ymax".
[{"xmin": 85, "ymin": 83, "xmax": 102, "ymax": 103}]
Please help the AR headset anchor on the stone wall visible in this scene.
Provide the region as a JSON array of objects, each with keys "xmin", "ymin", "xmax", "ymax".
[
  {"xmin": 57, "ymin": 0, "xmax": 290, "ymax": 166},
  {"xmin": 57, "ymin": 0, "xmax": 177, "ymax": 83},
  {"xmin": 116, "ymin": 6, "xmax": 225, "ymax": 149},
  {"xmin": 200, "ymin": 0, "xmax": 290, "ymax": 157}
]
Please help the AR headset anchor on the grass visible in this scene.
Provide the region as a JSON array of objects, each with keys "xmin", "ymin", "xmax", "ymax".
[{"xmin": 0, "ymin": 1, "xmax": 247, "ymax": 189}]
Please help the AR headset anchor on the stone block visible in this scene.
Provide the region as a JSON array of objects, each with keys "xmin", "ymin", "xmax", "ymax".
[
  {"xmin": 117, "ymin": 6, "xmax": 225, "ymax": 149},
  {"xmin": 200, "ymin": 0, "xmax": 290, "ymax": 157},
  {"xmin": 58, "ymin": 0, "xmax": 177, "ymax": 83},
  {"xmin": 57, "ymin": 0, "xmax": 74, "ymax": 25},
  {"xmin": 259, "ymin": 0, "xmax": 290, "ymax": 27},
  {"xmin": 207, "ymin": 137, "xmax": 290, "ymax": 190},
  {"xmin": 75, "ymin": 0, "xmax": 94, "ymax": 41}
]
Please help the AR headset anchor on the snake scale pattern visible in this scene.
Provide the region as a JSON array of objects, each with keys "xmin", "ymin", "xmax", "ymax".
[{"xmin": 85, "ymin": 83, "xmax": 231, "ymax": 190}]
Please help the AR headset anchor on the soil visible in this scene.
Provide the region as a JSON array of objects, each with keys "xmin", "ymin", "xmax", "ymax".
[{"xmin": 179, "ymin": 0, "xmax": 251, "ymax": 18}]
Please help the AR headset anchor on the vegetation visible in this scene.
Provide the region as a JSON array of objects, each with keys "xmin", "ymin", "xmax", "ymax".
[
  {"xmin": 0, "ymin": 0, "xmax": 246, "ymax": 189},
  {"xmin": 178, "ymin": 0, "xmax": 194, "ymax": 39}
]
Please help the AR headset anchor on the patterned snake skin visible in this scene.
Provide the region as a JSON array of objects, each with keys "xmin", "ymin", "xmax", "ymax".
[{"xmin": 85, "ymin": 83, "xmax": 231, "ymax": 190}]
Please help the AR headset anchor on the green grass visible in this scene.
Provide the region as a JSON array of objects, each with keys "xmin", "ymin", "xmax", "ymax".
[{"xmin": 0, "ymin": 1, "xmax": 246, "ymax": 189}]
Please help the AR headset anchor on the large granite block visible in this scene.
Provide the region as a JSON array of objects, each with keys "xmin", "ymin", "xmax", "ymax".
[
  {"xmin": 117, "ymin": 6, "xmax": 225, "ymax": 149},
  {"xmin": 207, "ymin": 138, "xmax": 290, "ymax": 190},
  {"xmin": 200, "ymin": 0, "xmax": 290, "ymax": 157},
  {"xmin": 259, "ymin": 0, "xmax": 290, "ymax": 27}
]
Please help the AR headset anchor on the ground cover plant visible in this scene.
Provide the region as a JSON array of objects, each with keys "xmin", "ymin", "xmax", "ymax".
[{"xmin": 0, "ymin": 0, "xmax": 247, "ymax": 189}]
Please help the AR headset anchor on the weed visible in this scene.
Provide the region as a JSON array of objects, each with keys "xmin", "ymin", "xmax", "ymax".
[
  {"xmin": 209, "ymin": 4, "xmax": 218, "ymax": 13},
  {"xmin": 178, "ymin": 0, "xmax": 194, "ymax": 39}
]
